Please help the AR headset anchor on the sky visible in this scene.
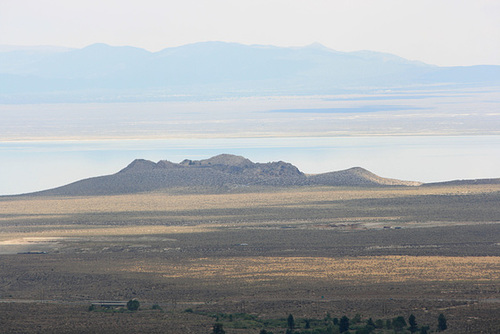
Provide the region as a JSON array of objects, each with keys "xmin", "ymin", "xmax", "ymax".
[{"xmin": 1, "ymin": 0, "xmax": 499, "ymax": 66}]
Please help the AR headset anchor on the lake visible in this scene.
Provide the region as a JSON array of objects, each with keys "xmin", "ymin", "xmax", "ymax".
[
  {"xmin": 1, "ymin": 90, "xmax": 499, "ymax": 195},
  {"xmin": 1, "ymin": 135, "xmax": 499, "ymax": 195}
]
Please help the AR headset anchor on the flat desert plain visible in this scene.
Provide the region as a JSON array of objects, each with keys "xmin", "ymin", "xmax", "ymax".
[{"xmin": 0, "ymin": 184, "xmax": 499, "ymax": 333}]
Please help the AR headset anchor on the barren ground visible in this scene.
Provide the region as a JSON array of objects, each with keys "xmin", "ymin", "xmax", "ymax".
[{"xmin": 0, "ymin": 184, "xmax": 499, "ymax": 333}]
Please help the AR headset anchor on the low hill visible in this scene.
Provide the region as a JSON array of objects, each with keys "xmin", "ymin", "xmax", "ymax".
[
  {"xmin": 308, "ymin": 167, "xmax": 421, "ymax": 187},
  {"xmin": 26, "ymin": 154, "xmax": 422, "ymax": 196},
  {"xmin": 423, "ymin": 178, "xmax": 500, "ymax": 187}
]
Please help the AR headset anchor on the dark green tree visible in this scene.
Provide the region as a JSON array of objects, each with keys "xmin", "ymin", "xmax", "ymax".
[
  {"xmin": 438, "ymin": 313, "xmax": 447, "ymax": 331},
  {"xmin": 305, "ymin": 319, "xmax": 311, "ymax": 329},
  {"xmin": 385, "ymin": 319, "xmax": 392, "ymax": 329},
  {"xmin": 357, "ymin": 317, "xmax": 375, "ymax": 333},
  {"xmin": 408, "ymin": 314, "xmax": 418, "ymax": 333},
  {"xmin": 420, "ymin": 325, "xmax": 430, "ymax": 334},
  {"xmin": 339, "ymin": 316, "xmax": 350, "ymax": 333},
  {"xmin": 126, "ymin": 299, "xmax": 140, "ymax": 311},
  {"xmin": 374, "ymin": 319, "xmax": 384, "ymax": 328},
  {"xmin": 392, "ymin": 316, "xmax": 407, "ymax": 331},
  {"xmin": 259, "ymin": 330, "xmax": 268, "ymax": 334},
  {"xmin": 287, "ymin": 314, "xmax": 295, "ymax": 330},
  {"xmin": 212, "ymin": 322, "xmax": 225, "ymax": 334},
  {"xmin": 355, "ymin": 327, "xmax": 373, "ymax": 334}
]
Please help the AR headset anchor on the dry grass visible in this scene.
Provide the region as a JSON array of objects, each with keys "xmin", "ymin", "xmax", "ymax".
[
  {"xmin": 0, "ymin": 184, "xmax": 499, "ymax": 233},
  {"xmin": 0, "ymin": 225, "xmax": 219, "ymax": 242},
  {"xmin": 2, "ymin": 184, "xmax": 498, "ymax": 216},
  {"xmin": 125, "ymin": 255, "xmax": 500, "ymax": 284}
]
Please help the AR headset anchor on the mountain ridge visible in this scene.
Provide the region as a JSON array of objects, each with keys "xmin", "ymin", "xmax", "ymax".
[{"xmin": 2, "ymin": 41, "xmax": 499, "ymax": 103}]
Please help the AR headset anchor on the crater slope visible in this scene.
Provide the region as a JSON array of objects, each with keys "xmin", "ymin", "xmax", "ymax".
[{"xmin": 26, "ymin": 154, "xmax": 424, "ymax": 196}]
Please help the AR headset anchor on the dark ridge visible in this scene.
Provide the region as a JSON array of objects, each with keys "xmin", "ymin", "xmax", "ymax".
[
  {"xmin": 20, "ymin": 154, "xmax": 428, "ymax": 196},
  {"xmin": 423, "ymin": 178, "xmax": 500, "ymax": 186},
  {"xmin": 118, "ymin": 159, "xmax": 159, "ymax": 173}
]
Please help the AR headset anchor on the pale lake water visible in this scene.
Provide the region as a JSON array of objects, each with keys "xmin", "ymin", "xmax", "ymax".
[
  {"xmin": 1, "ymin": 91, "xmax": 499, "ymax": 195},
  {"xmin": 1, "ymin": 135, "xmax": 499, "ymax": 195}
]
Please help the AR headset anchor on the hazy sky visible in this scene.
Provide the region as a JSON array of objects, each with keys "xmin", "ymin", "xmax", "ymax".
[{"xmin": 1, "ymin": 0, "xmax": 499, "ymax": 66}]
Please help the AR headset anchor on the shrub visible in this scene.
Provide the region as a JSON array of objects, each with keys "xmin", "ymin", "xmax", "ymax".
[
  {"xmin": 126, "ymin": 299, "xmax": 140, "ymax": 311},
  {"xmin": 392, "ymin": 316, "xmax": 407, "ymax": 331},
  {"xmin": 212, "ymin": 323, "xmax": 225, "ymax": 334},
  {"xmin": 355, "ymin": 327, "xmax": 373, "ymax": 334},
  {"xmin": 374, "ymin": 319, "xmax": 384, "ymax": 328}
]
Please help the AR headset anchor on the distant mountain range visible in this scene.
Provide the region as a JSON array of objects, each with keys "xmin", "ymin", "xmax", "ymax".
[{"xmin": 1, "ymin": 42, "xmax": 499, "ymax": 103}]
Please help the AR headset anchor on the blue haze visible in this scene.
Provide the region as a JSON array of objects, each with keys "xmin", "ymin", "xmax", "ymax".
[{"xmin": 1, "ymin": 42, "xmax": 500, "ymax": 103}]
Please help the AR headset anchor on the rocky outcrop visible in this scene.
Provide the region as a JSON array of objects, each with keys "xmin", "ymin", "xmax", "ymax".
[{"xmin": 26, "ymin": 154, "xmax": 421, "ymax": 196}]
